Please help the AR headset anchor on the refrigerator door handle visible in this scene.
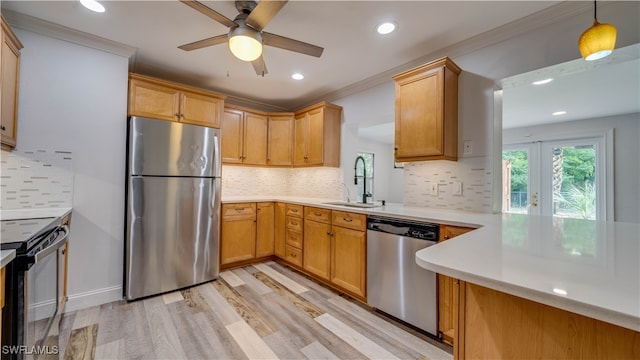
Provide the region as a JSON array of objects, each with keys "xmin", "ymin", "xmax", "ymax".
[{"xmin": 213, "ymin": 133, "xmax": 221, "ymax": 177}]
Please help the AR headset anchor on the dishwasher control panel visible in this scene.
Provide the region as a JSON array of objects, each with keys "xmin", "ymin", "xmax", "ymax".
[{"xmin": 367, "ymin": 216, "xmax": 439, "ymax": 241}]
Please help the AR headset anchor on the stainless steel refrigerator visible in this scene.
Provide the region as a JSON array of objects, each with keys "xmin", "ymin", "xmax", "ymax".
[{"xmin": 125, "ymin": 116, "xmax": 220, "ymax": 300}]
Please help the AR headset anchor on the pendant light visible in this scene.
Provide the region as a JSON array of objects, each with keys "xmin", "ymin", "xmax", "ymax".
[
  {"xmin": 228, "ymin": 15, "xmax": 263, "ymax": 62},
  {"xmin": 578, "ymin": 0, "xmax": 617, "ymax": 61}
]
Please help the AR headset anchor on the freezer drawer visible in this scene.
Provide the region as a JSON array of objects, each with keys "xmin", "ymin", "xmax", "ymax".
[{"xmin": 126, "ymin": 176, "xmax": 220, "ymax": 300}]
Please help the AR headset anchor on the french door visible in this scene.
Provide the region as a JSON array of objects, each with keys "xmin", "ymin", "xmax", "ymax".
[{"xmin": 503, "ymin": 136, "xmax": 607, "ymax": 220}]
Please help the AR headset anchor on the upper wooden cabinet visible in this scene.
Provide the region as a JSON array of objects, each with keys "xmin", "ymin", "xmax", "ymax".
[
  {"xmin": 267, "ymin": 113, "xmax": 294, "ymax": 166},
  {"xmin": 393, "ymin": 57, "xmax": 461, "ymax": 162},
  {"xmin": 222, "ymin": 106, "xmax": 268, "ymax": 165},
  {"xmin": 127, "ymin": 73, "xmax": 225, "ymax": 128},
  {"xmin": 293, "ymin": 102, "xmax": 342, "ymax": 167},
  {"xmin": 1, "ymin": 16, "xmax": 23, "ymax": 150}
]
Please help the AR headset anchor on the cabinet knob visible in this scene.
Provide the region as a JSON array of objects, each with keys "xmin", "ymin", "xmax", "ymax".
[
  {"xmin": 444, "ymin": 235, "xmax": 450, "ymax": 240},
  {"xmin": 343, "ymin": 217, "xmax": 353, "ymax": 222},
  {"xmin": 0, "ymin": 125, "xmax": 5, "ymax": 131}
]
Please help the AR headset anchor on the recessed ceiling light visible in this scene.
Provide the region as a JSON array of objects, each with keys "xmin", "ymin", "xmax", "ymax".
[
  {"xmin": 80, "ymin": 0, "xmax": 106, "ymax": 13},
  {"xmin": 376, "ymin": 22, "xmax": 397, "ymax": 35},
  {"xmin": 532, "ymin": 78, "xmax": 553, "ymax": 85},
  {"xmin": 291, "ymin": 73, "xmax": 304, "ymax": 80},
  {"xmin": 552, "ymin": 111, "xmax": 567, "ymax": 116},
  {"xmin": 552, "ymin": 288, "xmax": 567, "ymax": 296}
]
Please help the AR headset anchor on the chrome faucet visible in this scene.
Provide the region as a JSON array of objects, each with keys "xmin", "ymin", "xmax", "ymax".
[{"xmin": 354, "ymin": 155, "xmax": 368, "ymax": 204}]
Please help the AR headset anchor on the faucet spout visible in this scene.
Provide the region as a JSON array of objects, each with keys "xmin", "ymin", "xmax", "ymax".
[{"xmin": 354, "ymin": 156, "xmax": 367, "ymax": 204}]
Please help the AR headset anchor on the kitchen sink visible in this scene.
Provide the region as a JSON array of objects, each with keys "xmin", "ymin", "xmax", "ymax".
[{"xmin": 323, "ymin": 201, "xmax": 381, "ymax": 208}]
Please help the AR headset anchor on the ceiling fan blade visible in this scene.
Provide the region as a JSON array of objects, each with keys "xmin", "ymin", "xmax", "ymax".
[
  {"xmin": 179, "ymin": 0, "xmax": 236, "ymax": 28},
  {"xmin": 252, "ymin": 55, "xmax": 268, "ymax": 76},
  {"xmin": 262, "ymin": 32, "xmax": 324, "ymax": 58},
  {"xmin": 178, "ymin": 34, "xmax": 228, "ymax": 51},
  {"xmin": 245, "ymin": 0, "xmax": 288, "ymax": 32}
]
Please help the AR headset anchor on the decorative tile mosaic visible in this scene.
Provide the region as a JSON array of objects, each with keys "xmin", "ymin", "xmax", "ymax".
[
  {"xmin": 403, "ymin": 157, "xmax": 493, "ymax": 213},
  {"xmin": 221, "ymin": 166, "xmax": 343, "ymax": 199},
  {"xmin": 1, "ymin": 149, "xmax": 74, "ymax": 209}
]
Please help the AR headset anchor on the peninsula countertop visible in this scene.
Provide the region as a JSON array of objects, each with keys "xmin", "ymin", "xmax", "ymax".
[{"xmin": 222, "ymin": 196, "xmax": 640, "ymax": 332}]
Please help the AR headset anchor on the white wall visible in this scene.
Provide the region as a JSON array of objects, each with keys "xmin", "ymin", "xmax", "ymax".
[
  {"xmin": 14, "ymin": 29, "xmax": 129, "ymax": 311},
  {"xmin": 503, "ymin": 113, "xmax": 640, "ymax": 223}
]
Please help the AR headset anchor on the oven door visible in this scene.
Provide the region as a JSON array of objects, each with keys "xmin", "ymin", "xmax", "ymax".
[{"xmin": 25, "ymin": 226, "xmax": 68, "ymax": 360}]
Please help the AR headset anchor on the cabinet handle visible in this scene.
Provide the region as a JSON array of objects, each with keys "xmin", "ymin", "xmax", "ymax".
[
  {"xmin": 444, "ymin": 235, "xmax": 450, "ymax": 240},
  {"xmin": 235, "ymin": 207, "xmax": 245, "ymax": 211},
  {"xmin": 291, "ymin": 221, "xmax": 298, "ymax": 226},
  {"xmin": 291, "ymin": 209, "xmax": 298, "ymax": 213},
  {"xmin": 314, "ymin": 212, "xmax": 322, "ymax": 216},
  {"xmin": 326, "ymin": 231, "xmax": 331, "ymax": 235},
  {"xmin": 290, "ymin": 253, "xmax": 297, "ymax": 257},
  {"xmin": 343, "ymin": 217, "xmax": 353, "ymax": 222}
]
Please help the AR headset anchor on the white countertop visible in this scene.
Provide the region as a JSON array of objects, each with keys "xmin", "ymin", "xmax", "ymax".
[
  {"xmin": 1, "ymin": 250, "xmax": 15, "ymax": 268},
  {"xmin": 224, "ymin": 196, "xmax": 640, "ymax": 332},
  {"xmin": 0, "ymin": 207, "xmax": 73, "ymax": 221}
]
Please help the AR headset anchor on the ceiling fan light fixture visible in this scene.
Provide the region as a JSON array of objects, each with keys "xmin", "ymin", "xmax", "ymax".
[
  {"xmin": 228, "ymin": 26, "xmax": 263, "ymax": 62},
  {"xmin": 578, "ymin": 1, "xmax": 616, "ymax": 61}
]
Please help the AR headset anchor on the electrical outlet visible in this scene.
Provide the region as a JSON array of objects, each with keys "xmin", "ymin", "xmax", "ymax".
[
  {"xmin": 430, "ymin": 183, "xmax": 438, "ymax": 196},
  {"xmin": 453, "ymin": 181, "xmax": 463, "ymax": 195},
  {"xmin": 463, "ymin": 140, "xmax": 473, "ymax": 155}
]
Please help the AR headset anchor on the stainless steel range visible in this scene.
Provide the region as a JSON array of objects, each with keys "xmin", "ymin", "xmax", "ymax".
[{"xmin": 1, "ymin": 216, "xmax": 69, "ymax": 360}]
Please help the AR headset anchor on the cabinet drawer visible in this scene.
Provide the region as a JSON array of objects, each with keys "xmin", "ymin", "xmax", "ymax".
[
  {"xmin": 286, "ymin": 229, "xmax": 303, "ymax": 249},
  {"xmin": 304, "ymin": 206, "xmax": 331, "ymax": 224},
  {"xmin": 332, "ymin": 211, "xmax": 366, "ymax": 231},
  {"xmin": 285, "ymin": 245, "xmax": 303, "ymax": 267},
  {"xmin": 286, "ymin": 216, "xmax": 303, "ymax": 232},
  {"xmin": 222, "ymin": 203, "xmax": 256, "ymax": 219},
  {"xmin": 285, "ymin": 204, "xmax": 303, "ymax": 218}
]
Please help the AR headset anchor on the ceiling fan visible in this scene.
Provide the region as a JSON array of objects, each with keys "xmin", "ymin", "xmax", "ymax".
[{"xmin": 178, "ymin": 0, "xmax": 324, "ymax": 76}]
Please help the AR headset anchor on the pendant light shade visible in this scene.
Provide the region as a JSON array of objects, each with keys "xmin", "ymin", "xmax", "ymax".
[
  {"xmin": 578, "ymin": 1, "xmax": 617, "ymax": 61},
  {"xmin": 228, "ymin": 24, "xmax": 263, "ymax": 62}
]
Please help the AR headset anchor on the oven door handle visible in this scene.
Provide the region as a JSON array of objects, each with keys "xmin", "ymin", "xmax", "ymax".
[{"xmin": 34, "ymin": 225, "xmax": 69, "ymax": 263}]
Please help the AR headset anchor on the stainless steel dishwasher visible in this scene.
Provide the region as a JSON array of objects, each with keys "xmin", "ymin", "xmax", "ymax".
[{"xmin": 367, "ymin": 216, "xmax": 439, "ymax": 336}]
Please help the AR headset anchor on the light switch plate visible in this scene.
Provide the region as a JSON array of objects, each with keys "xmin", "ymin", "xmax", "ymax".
[
  {"xmin": 463, "ymin": 140, "xmax": 473, "ymax": 155},
  {"xmin": 453, "ymin": 181, "xmax": 463, "ymax": 195},
  {"xmin": 430, "ymin": 183, "xmax": 438, "ymax": 196}
]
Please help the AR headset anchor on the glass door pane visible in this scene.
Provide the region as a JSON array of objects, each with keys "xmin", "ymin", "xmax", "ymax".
[
  {"xmin": 548, "ymin": 144, "xmax": 597, "ymax": 219},
  {"xmin": 502, "ymin": 148, "xmax": 528, "ymax": 213}
]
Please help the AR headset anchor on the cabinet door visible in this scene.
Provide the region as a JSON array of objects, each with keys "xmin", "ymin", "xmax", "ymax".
[
  {"xmin": 128, "ymin": 78, "xmax": 181, "ymax": 122},
  {"xmin": 303, "ymin": 220, "xmax": 331, "ymax": 280},
  {"xmin": 395, "ymin": 66, "xmax": 444, "ymax": 160},
  {"xmin": 221, "ymin": 109, "xmax": 244, "ymax": 164},
  {"xmin": 331, "ymin": 226, "xmax": 366, "ymax": 298},
  {"xmin": 274, "ymin": 203, "xmax": 287, "ymax": 258},
  {"xmin": 1, "ymin": 22, "xmax": 21, "ymax": 149},
  {"xmin": 243, "ymin": 112, "xmax": 268, "ymax": 166},
  {"xmin": 438, "ymin": 224, "xmax": 474, "ymax": 345},
  {"xmin": 267, "ymin": 114, "xmax": 293, "ymax": 166},
  {"xmin": 305, "ymin": 108, "xmax": 325, "ymax": 165},
  {"xmin": 180, "ymin": 90, "xmax": 222, "ymax": 128},
  {"xmin": 256, "ymin": 202, "xmax": 275, "ymax": 257},
  {"xmin": 293, "ymin": 113, "xmax": 308, "ymax": 165},
  {"xmin": 220, "ymin": 203, "xmax": 256, "ymax": 266}
]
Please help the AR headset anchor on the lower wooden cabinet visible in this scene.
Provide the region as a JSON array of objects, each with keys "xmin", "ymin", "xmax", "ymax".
[
  {"xmin": 438, "ymin": 224, "xmax": 474, "ymax": 345},
  {"xmin": 330, "ymin": 224, "xmax": 366, "ymax": 298},
  {"xmin": 274, "ymin": 203, "xmax": 287, "ymax": 258},
  {"xmin": 220, "ymin": 203, "xmax": 257, "ymax": 266},
  {"xmin": 256, "ymin": 202, "xmax": 274, "ymax": 258},
  {"xmin": 303, "ymin": 219, "xmax": 331, "ymax": 279}
]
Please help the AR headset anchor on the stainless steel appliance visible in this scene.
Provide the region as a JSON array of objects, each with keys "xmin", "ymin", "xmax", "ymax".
[
  {"xmin": 125, "ymin": 116, "xmax": 221, "ymax": 301},
  {"xmin": 1, "ymin": 217, "xmax": 69, "ymax": 360},
  {"xmin": 366, "ymin": 216, "xmax": 439, "ymax": 336}
]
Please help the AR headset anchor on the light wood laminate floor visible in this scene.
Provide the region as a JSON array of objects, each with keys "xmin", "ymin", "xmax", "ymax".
[{"xmin": 61, "ymin": 261, "xmax": 453, "ymax": 360}]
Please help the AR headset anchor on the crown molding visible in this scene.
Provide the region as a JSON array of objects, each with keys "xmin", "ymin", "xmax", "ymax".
[
  {"xmin": 294, "ymin": 1, "xmax": 592, "ymax": 110},
  {"xmin": 2, "ymin": 9, "xmax": 137, "ymax": 64}
]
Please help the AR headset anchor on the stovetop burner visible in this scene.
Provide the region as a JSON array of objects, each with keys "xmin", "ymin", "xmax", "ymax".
[{"xmin": 1, "ymin": 217, "xmax": 58, "ymax": 252}]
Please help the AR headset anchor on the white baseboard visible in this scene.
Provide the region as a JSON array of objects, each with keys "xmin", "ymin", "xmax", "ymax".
[{"xmin": 63, "ymin": 285, "xmax": 123, "ymax": 313}]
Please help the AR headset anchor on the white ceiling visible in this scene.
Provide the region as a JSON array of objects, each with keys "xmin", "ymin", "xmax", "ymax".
[{"xmin": 1, "ymin": 0, "xmax": 564, "ymax": 111}]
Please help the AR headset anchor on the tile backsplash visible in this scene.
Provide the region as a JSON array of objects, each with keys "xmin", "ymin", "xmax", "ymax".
[
  {"xmin": 222, "ymin": 165, "xmax": 343, "ymax": 199},
  {"xmin": 1, "ymin": 149, "xmax": 74, "ymax": 209},
  {"xmin": 404, "ymin": 157, "xmax": 493, "ymax": 213}
]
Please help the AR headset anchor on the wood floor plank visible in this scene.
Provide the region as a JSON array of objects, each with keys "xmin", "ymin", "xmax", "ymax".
[
  {"xmin": 315, "ymin": 313, "xmax": 401, "ymax": 360},
  {"xmin": 94, "ymin": 339, "xmax": 124, "ymax": 360},
  {"xmin": 301, "ymin": 340, "xmax": 341, "ymax": 360},
  {"xmin": 232, "ymin": 267, "xmax": 273, "ymax": 295},
  {"xmin": 179, "ymin": 287, "xmax": 209, "ymax": 314},
  {"xmin": 58, "ymin": 311, "xmax": 77, "ymax": 358},
  {"xmin": 166, "ymin": 301, "xmax": 219, "ymax": 359},
  {"xmin": 220, "ymin": 270, "xmax": 246, "ymax": 287},
  {"xmin": 328, "ymin": 296, "xmax": 453, "ymax": 359},
  {"xmin": 253, "ymin": 263, "xmax": 309, "ymax": 294},
  {"xmin": 196, "ymin": 281, "xmax": 243, "ymax": 325},
  {"xmin": 71, "ymin": 306, "xmax": 101, "ymax": 330},
  {"xmin": 212, "ymin": 279, "xmax": 278, "ymax": 337},
  {"xmin": 254, "ymin": 271, "xmax": 324, "ymax": 319},
  {"xmin": 95, "ymin": 301, "xmax": 126, "ymax": 346},
  {"xmin": 162, "ymin": 290, "xmax": 184, "ymax": 304},
  {"xmin": 64, "ymin": 324, "xmax": 98, "ymax": 360},
  {"xmin": 263, "ymin": 331, "xmax": 307, "ymax": 360},
  {"xmin": 121, "ymin": 300, "xmax": 155, "ymax": 359},
  {"xmin": 270, "ymin": 261, "xmax": 338, "ymax": 299},
  {"xmin": 226, "ymin": 320, "xmax": 280, "ymax": 359},
  {"xmin": 143, "ymin": 296, "xmax": 188, "ymax": 359},
  {"xmin": 193, "ymin": 312, "xmax": 248, "ymax": 360}
]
